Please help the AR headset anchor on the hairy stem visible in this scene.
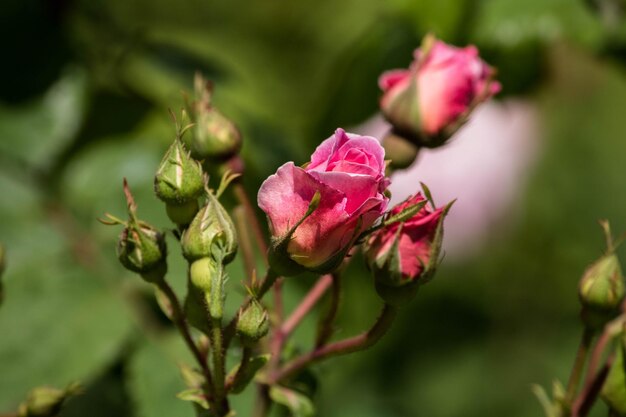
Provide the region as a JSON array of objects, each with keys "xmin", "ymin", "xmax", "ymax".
[
  {"xmin": 271, "ymin": 303, "xmax": 397, "ymax": 383},
  {"xmin": 209, "ymin": 320, "xmax": 230, "ymax": 416}
]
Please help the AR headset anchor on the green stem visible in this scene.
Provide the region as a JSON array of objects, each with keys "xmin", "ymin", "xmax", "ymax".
[
  {"xmin": 209, "ymin": 320, "xmax": 230, "ymax": 416},
  {"xmin": 155, "ymin": 280, "xmax": 216, "ymax": 404},
  {"xmin": 566, "ymin": 328, "xmax": 594, "ymax": 404},
  {"xmin": 271, "ymin": 303, "xmax": 397, "ymax": 383}
]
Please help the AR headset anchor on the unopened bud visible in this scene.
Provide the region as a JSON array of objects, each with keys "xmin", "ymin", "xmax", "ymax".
[
  {"xmin": 181, "ymin": 190, "xmax": 237, "ymax": 264},
  {"xmin": 18, "ymin": 384, "xmax": 79, "ymax": 417},
  {"xmin": 236, "ymin": 301, "xmax": 269, "ymax": 346},
  {"xmin": 117, "ymin": 222, "xmax": 167, "ymax": 282},
  {"xmin": 579, "ymin": 253, "xmax": 625, "ymax": 329},
  {"xmin": 154, "ymin": 138, "xmax": 204, "ymax": 225},
  {"xmin": 102, "ymin": 180, "xmax": 167, "ymax": 283},
  {"xmin": 186, "ymin": 74, "xmax": 242, "ymax": 161}
]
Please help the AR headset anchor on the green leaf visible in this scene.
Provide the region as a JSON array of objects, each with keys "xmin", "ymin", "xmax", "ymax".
[
  {"xmin": 177, "ymin": 388, "xmax": 209, "ymax": 410},
  {"xmin": 269, "ymin": 386, "xmax": 315, "ymax": 417}
]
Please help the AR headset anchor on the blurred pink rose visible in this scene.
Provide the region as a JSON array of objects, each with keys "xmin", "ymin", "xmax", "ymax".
[
  {"xmin": 379, "ymin": 36, "xmax": 500, "ymax": 146},
  {"xmin": 365, "ymin": 193, "xmax": 444, "ymax": 286},
  {"xmin": 258, "ymin": 128, "xmax": 389, "ymax": 274}
]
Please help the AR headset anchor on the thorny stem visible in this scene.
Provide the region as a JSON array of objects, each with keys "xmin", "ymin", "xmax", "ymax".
[
  {"xmin": 315, "ymin": 273, "xmax": 341, "ymax": 347},
  {"xmin": 271, "ymin": 303, "xmax": 398, "ymax": 383},
  {"xmin": 155, "ymin": 280, "xmax": 216, "ymax": 406},
  {"xmin": 565, "ymin": 328, "xmax": 594, "ymax": 405}
]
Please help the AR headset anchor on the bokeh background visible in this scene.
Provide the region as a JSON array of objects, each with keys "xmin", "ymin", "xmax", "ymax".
[{"xmin": 2, "ymin": 0, "xmax": 626, "ymax": 416}]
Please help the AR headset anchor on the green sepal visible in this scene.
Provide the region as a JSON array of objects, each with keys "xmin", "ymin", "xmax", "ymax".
[
  {"xmin": 269, "ymin": 386, "xmax": 315, "ymax": 417},
  {"xmin": 188, "ymin": 257, "xmax": 227, "ymax": 321},
  {"xmin": 227, "ymin": 354, "xmax": 270, "ymax": 394},
  {"xmin": 18, "ymin": 383, "xmax": 81, "ymax": 417}
]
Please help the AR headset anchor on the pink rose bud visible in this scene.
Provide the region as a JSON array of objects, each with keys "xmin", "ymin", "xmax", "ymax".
[
  {"xmin": 258, "ymin": 128, "xmax": 389, "ymax": 276},
  {"xmin": 365, "ymin": 192, "xmax": 450, "ymax": 305},
  {"xmin": 379, "ymin": 35, "xmax": 501, "ymax": 148}
]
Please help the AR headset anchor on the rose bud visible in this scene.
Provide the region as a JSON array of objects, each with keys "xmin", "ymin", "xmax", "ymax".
[
  {"xmin": 154, "ymin": 137, "xmax": 204, "ymax": 226},
  {"xmin": 101, "ymin": 180, "xmax": 167, "ymax": 283},
  {"xmin": 117, "ymin": 221, "xmax": 167, "ymax": 283},
  {"xmin": 379, "ymin": 34, "xmax": 501, "ymax": 148},
  {"xmin": 236, "ymin": 300, "xmax": 270, "ymax": 346},
  {"xmin": 184, "ymin": 73, "xmax": 242, "ymax": 161},
  {"xmin": 258, "ymin": 128, "xmax": 389, "ymax": 276},
  {"xmin": 365, "ymin": 193, "xmax": 449, "ymax": 305},
  {"xmin": 181, "ymin": 188, "xmax": 238, "ymax": 264},
  {"xmin": 18, "ymin": 384, "xmax": 80, "ymax": 417},
  {"xmin": 579, "ymin": 252, "xmax": 625, "ymax": 330}
]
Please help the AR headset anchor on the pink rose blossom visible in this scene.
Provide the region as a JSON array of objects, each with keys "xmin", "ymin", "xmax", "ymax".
[
  {"xmin": 379, "ymin": 36, "xmax": 501, "ymax": 146},
  {"xmin": 366, "ymin": 193, "xmax": 444, "ymax": 286},
  {"xmin": 258, "ymin": 128, "xmax": 389, "ymax": 274}
]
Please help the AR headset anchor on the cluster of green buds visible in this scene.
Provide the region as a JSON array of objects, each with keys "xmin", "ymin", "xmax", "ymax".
[
  {"xmin": 100, "ymin": 180, "xmax": 167, "ymax": 284},
  {"xmin": 578, "ymin": 221, "xmax": 626, "ymax": 331}
]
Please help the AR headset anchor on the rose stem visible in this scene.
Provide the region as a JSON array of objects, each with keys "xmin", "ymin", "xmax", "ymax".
[
  {"xmin": 268, "ymin": 274, "xmax": 334, "ymax": 377},
  {"xmin": 270, "ymin": 303, "xmax": 398, "ymax": 383},
  {"xmin": 571, "ymin": 355, "xmax": 613, "ymax": 417},
  {"xmin": 565, "ymin": 328, "xmax": 594, "ymax": 404},
  {"xmin": 315, "ymin": 272, "xmax": 341, "ymax": 347},
  {"xmin": 233, "ymin": 205, "xmax": 256, "ymax": 282},
  {"xmin": 208, "ymin": 318, "xmax": 230, "ymax": 416},
  {"xmin": 154, "ymin": 280, "xmax": 216, "ymax": 405}
]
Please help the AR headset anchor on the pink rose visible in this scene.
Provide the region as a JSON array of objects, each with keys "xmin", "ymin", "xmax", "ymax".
[
  {"xmin": 365, "ymin": 193, "xmax": 445, "ymax": 288},
  {"xmin": 258, "ymin": 128, "xmax": 389, "ymax": 275},
  {"xmin": 379, "ymin": 36, "xmax": 501, "ymax": 147}
]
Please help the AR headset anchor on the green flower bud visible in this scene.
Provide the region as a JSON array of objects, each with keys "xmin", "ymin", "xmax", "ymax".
[
  {"xmin": 18, "ymin": 384, "xmax": 79, "ymax": 417},
  {"xmin": 102, "ymin": 180, "xmax": 167, "ymax": 283},
  {"xmin": 185, "ymin": 74, "xmax": 242, "ymax": 161},
  {"xmin": 579, "ymin": 253, "xmax": 625, "ymax": 329},
  {"xmin": 181, "ymin": 190, "xmax": 237, "ymax": 264},
  {"xmin": 117, "ymin": 221, "xmax": 167, "ymax": 282},
  {"xmin": 236, "ymin": 301, "xmax": 269, "ymax": 346},
  {"xmin": 154, "ymin": 138, "xmax": 204, "ymax": 225}
]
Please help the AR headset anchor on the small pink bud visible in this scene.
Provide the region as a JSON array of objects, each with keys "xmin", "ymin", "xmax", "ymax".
[
  {"xmin": 365, "ymin": 192, "xmax": 450, "ymax": 304},
  {"xmin": 379, "ymin": 35, "xmax": 500, "ymax": 148}
]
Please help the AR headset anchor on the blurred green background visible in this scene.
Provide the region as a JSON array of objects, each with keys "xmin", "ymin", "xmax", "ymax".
[{"xmin": 2, "ymin": 0, "xmax": 626, "ymax": 416}]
